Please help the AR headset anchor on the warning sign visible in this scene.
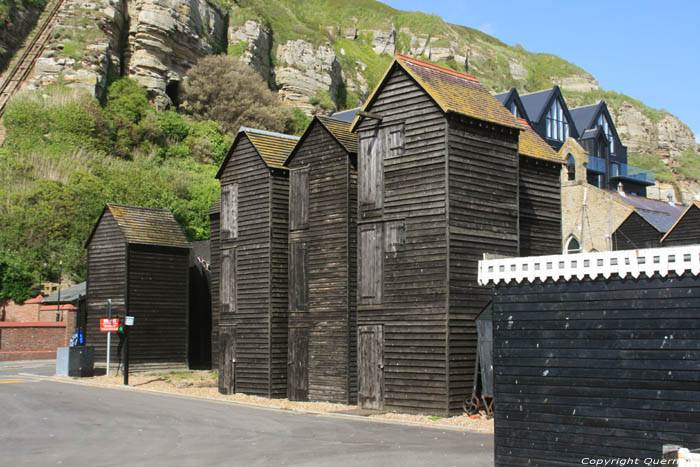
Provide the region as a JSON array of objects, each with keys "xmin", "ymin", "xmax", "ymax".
[{"xmin": 100, "ymin": 318, "xmax": 120, "ymax": 332}]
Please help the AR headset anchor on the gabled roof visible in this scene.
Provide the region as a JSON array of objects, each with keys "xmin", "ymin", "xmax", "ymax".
[
  {"xmin": 517, "ymin": 118, "xmax": 562, "ymax": 163},
  {"xmin": 494, "ymin": 88, "xmax": 530, "ymax": 122},
  {"xmin": 569, "ymin": 102, "xmax": 601, "ymax": 136},
  {"xmin": 612, "ymin": 193, "xmax": 685, "ymax": 233},
  {"xmin": 660, "ymin": 200, "xmax": 700, "ymax": 242},
  {"xmin": 353, "ymin": 54, "xmax": 519, "ymax": 131},
  {"xmin": 215, "ymin": 127, "xmax": 299, "ymax": 178},
  {"xmin": 86, "ymin": 204, "xmax": 189, "ymax": 248},
  {"xmin": 285, "ymin": 116, "xmax": 357, "ymax": 167},
  {"xmin": 580, "ymin": 126, "xmax": 607, "ymax": 141},
  {"xmin": 317, "ymin": 116, "xmax": 357, "ymax": 153},
  {"xmin": 519, "ymin": 87, "xmax": 557, "ymax": 123}
]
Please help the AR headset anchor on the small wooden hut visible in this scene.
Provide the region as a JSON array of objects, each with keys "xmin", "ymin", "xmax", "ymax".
[
  {"xmin": 215, "ymin": 127, "xmax": 299, "ymax": 397},
  {"xmin": 85, "ymin": 204, "xmax": 190, "ymax": 370},
  {"xmin": 516, "ymin": 118, "xmax": 564, "ymax": 255},
  {"xmin": 662, "ymin": 200, "xmax": 700, "ymax": 247},
  {"xmin": 284, "ymin": 115, "xmax": 358, "ymax": 403},
  {"xmin": 351, "ymin": 55, "xmax": 521, "ymax": 415}
]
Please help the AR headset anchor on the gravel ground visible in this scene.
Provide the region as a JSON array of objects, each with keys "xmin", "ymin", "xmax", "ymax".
[{"xmin": 63, "ymin": 370, "xmax": 494, "ymax": 433}]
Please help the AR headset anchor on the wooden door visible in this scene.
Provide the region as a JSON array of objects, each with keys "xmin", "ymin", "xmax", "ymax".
[
  {"xmin": 358, "ymin": 324, "xmax": 384, "ymax": 409},
  {"xmin": 218, "ymin": 327, "xmax": 236, "ymax": 395},
  {"xmin": 288, "ymin": 327, "xmax": 309, "ymax": 401}
]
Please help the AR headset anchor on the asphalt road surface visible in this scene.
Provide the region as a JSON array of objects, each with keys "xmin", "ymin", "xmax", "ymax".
[{"xmin": 0, "ymin": 360, "xmax": 493, "ymax": 466}]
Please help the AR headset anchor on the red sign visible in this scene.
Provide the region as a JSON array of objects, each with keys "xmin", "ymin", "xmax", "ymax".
[{"xmin": 100, "ymin": 318, "xmax": 120, "ymax": 332}]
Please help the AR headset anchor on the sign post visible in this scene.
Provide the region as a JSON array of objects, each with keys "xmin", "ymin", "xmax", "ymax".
[
  {"xmin": 123, "ymin": 316, "xmax": 134, "ymax": 386},
  {"xmin": 107, "ymin": 299, "xmax": 112, "ymax": 376}
]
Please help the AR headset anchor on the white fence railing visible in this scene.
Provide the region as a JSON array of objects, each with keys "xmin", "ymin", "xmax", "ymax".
[{"xmin": 478, "ymin": 245, "xmax": 700, "ymax": 285}]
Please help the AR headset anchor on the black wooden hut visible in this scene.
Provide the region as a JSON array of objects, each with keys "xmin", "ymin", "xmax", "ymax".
[
  {"xmin": 215, "ymin": 127, "xmax": 299, "ymax": 397},
  {"xmin": 516, "ymin": 118, "xmax": 564, "ymax": 256},
  {"xmin": 85, "ymin": 204, "xmax": 190, "ymax": 370},
  {"xmin": 479, "ymin": 247, "xmax": 700, "ymax": 465},
  {"xmin": 351, "ymin": 55, "xmax": 521, "ymax": 415},
  {"xmin": 284, "ymin": 115, "xmax": 358, "ymax": 403},
  {"xmin": 662, "ymin": 200, "xmax": 700, "ymax": 247},
  {"xmin": 207, "ymin": 198, "xmax": 221, "ymax": 368}
]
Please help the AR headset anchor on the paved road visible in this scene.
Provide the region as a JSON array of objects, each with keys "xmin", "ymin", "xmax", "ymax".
[{"xmin": 0, "ymin": 361, "xmax": 493, "ymax": 466}]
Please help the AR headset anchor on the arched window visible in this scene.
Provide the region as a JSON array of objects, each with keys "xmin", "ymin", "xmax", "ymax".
[
  {"xmin": 566, "ymin": 154, "xmax": 576, "ymax": 181},
  {"xmin": 565, "ymin": 236, "xmax": 582, "ymax": 254}
]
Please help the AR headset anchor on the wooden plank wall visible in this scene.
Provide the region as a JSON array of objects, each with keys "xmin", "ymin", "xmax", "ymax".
[
  {"xmin": 209, "ymin": 212, "xmax": 220, "ymax": 367},
  {"xmin": 127, "ymin": 244, "xmax": 189, "ymax": 369},
  {"xmin": 218, "ymin": 136, "xmax": 275, "ymax": 397},
  {"xmin": 269, "ymin": 173, "xmax": 289, "ymax": 398},
  {"xmin": 613, "ymin": 212, "xmax": 661, "ymax": 250},
  {"xmin": 663, "ymin": 207, "xmax": 700, "ymax": 247},
  {"xmin": 347, "ymin": 153, "xmax": 358, "ymax": 404},
  {"xmin": 287, "ymin": 122, "xmax": 356, "ymax": 404},
  {"xmin": 85, "ymin": 211, "xmax": 126, "ymax": 362},
  {"xmin": 492, "ymin": 274, "xmax": 700, "ymax": 466},
  {"xmin": 447, "ymin": 114, "xmax": 520, "ymax": 414},
  {"xmin": 356, "ymin": 66, "xmax": 450, "ymax": 415},
  {"xmin": 518, "ymin": 156, "xmax": 562, "ymax": 256}
]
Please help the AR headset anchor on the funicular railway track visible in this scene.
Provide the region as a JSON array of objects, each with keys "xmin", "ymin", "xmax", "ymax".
[{"xmin": 0, "ymin": 0, "xmax": 66, "ymax": 119}]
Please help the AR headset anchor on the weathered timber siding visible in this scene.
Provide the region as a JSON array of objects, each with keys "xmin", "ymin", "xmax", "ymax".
[
  {"xmin": 86, "ymin": 211, "xmax": 126, "ymax": 362},
  {"xmin": 218, "ymin": 135, "xmax": 288, "ymax": 397},
  {"xmin": 287, "ymin": 121, "xmax": 357, "ymax": 404},
  {"xmin": 127, "ymin": 244, "xmax": 189, "ymax": 369},
  {"xmin": 357, "ymin": 66, "xmax": 450, "ymax": 414},
  {"xmin": 447, "ymin": 113, "xmax": 519, "ymax": 414},
  {"xmin": 209, "ymin": 212, "xmax": 220, "ymax": 367},
  {"xmin": 613, "ymin": 212, "xmax": 661, "ymax": 250},
  {"xmin": 663, "ymin": 207, "xmax": 700, "ymax": 247},
  {"xmin": 270, "ymin": 174, "xmax": 289, "ymax": 398},
  {"xmin": 492, "ymin": 274, "xmax": 700, "ymax": 465},
  {"xmin": 518, "ymin": 155, "xmax": 562, "ymax": 256}
]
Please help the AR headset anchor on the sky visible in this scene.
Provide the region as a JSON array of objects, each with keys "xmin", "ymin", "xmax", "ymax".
[{"xmin": 383, "ymin": 0, "xmax": 700, "ymax": 144}]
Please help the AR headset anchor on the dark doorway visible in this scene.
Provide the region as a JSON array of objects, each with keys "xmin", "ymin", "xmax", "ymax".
[
  {"xmin": 358, "ymin": 324, "xmax": 383, "ymax": 410},
  {"xmin": 189, "ymin": 245, "xmax": 212, "ymax": 369},
  {"xmin": 288, "ymin": 327, "xmax": 309, "ymax": 401},
  {"xmin": 218, "ymin": 327, "xmax": 236, "ymax": 395}
]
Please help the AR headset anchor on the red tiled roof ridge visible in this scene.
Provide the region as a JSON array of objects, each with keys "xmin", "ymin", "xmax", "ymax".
[{"xmin": 395, "ymin": 53, "xmax": 479, "ymax": 83}]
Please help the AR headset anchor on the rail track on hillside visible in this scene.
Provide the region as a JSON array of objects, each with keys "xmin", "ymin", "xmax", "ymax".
[{"xmin": 0, "ymin": 0, "xmax": 67, "ymax": 119}]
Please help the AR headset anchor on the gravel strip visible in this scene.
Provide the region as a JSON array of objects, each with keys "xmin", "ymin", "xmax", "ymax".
[{"xmin": 66, "ymin": 371, "xmax": 494, "ymax": 433}]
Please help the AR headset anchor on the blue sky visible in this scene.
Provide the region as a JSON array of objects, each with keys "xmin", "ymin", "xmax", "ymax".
[{"xmin": 383, "ymin": 0, "xmax": 700, "ymax": 144}]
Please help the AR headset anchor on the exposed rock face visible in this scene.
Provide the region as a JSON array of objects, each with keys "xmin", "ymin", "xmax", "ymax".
[
  {"xmin": 23, "ymin": 0, "xmax": 126, "ymax": 100},
  {"xmin": 126, "ymin": 0, "xmax": 227, "ymax": 108},
  {"xmin": 560, "ymin": 75, "xmax": 599, "ymax": 92},
  {"xmin": 275, "ymin": 39, "xmax": 343, "ymax": 111},
  {"xmin": 228, "ymin": 19, "xmax": 273, "ymax": 86},
  {"xmin": 362, "ymin": 27, "xmax": 395, "ymax": 55},
  {"xmin": 508, "ymin": 59, "xmax": 528, "ymax": 81},
  {"xmin": 0, "ymin": 2, "xmax": 44, "ymax": 71}
]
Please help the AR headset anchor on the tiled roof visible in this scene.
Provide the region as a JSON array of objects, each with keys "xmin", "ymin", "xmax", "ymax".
[
  {"xmin": 517, "ymin": 118, "xmax": 562, "ymax": 163},
  {"xmin": 317, "ymin": 116, "xmax": 358, "ymax": 153},
  {"xmin": 612, "ymin": 192, "xmax": 686, "ymax": 233},
  {"xmin": 240, "ymin": 127, "xmax": 299, "ymax": 169},
  {"xmin": 355, "ymin": 54, "xmax": 519, "ymax": 130},
  {"xmin": 106, "ymin": 204, "xmax": 189, "ymax": 248},
  {"xmin": 43, "ymin": 282, "xmax": 86, "ymax": 304}
]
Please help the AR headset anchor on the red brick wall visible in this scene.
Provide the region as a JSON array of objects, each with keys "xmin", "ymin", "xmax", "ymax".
[
  {"xmin": 1, "ymin": 297, "xmax": 42, "ymax": 322},
  {"xmin": 0, "ymin": 322, "xmax": 67, "ymax": 361}
]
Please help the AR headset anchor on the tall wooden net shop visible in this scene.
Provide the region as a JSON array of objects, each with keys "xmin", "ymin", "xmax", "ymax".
[{"xmin": 209, "ymin": 54, "xmax": 568, "ymax": 416}]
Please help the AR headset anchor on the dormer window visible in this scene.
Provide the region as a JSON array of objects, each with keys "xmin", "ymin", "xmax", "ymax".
[
  {"xmin": 510, "ymin": 101, "xmax": 519, "ymax": 119},
  {"xmin": 597, "ymin": 114, "xmax": 614, "ymax": 155},
  {"xmin": 546, "ymin": 99, "xmax": 569, "ymax": 142}
]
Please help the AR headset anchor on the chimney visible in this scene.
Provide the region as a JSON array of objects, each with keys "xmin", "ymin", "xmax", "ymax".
[
  {"xmin": 465, "ymin": 49, "xmax": 470, "ymax": 73},
  {"xmin": 617, "ymin": 182, "xmax": 625, "ymax": 196}
]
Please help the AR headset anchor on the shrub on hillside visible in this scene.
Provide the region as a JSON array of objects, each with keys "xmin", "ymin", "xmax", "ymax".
[{"xmin": 180, "ymin": 55, "xmax": 290, "ymax": 134}]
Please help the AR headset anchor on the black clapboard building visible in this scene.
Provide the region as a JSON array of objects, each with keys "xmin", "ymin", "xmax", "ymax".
[
  {"xmin": 207, "ymin": 198, "xmax": 221, "ymax": 368},
  {"xmin": 351, "ymin": 55, "xmax": 521, "ymax": 415},
  {"xmin": 612, "ymin": 193, "xmax": 685, "ymax": 250},
  {"xmin": 215, "ymin": 127, "xmax": 299, "ymax": 398},
  {"xmin": 515, "ymin": 118, "xmax": 564, "ymax": 256},
  {"xmin": 85, "ymin": 204, "xmax": 190, "ymax": 370},
  {"xmin": 284, "ymin": 115, "xmax": 358, "ymax": 403},
  {"xmin": 479, "ymin": 248, "xmax": 700, "ymax": 465},
  {"xmin": 662, "ymin": 200, "xmax": 700, "ymax": 247}
]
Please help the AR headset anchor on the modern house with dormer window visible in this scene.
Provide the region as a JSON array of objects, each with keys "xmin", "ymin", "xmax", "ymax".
[{"xmin": 496, "ymin": 87, "xmax": 655, "ymax": 197}]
